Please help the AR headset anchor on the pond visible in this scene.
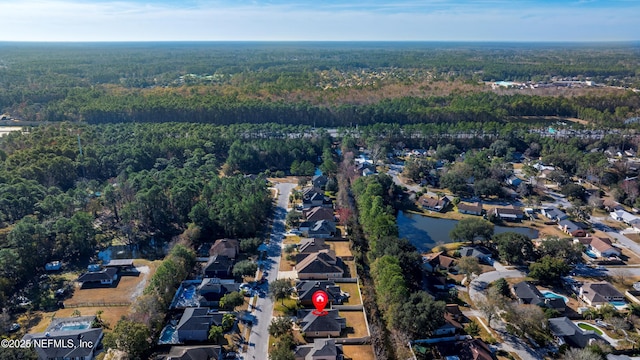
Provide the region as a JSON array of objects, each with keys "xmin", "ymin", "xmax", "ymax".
[{"xmin": 397, "ymin": 211, "xmax": 539, "ymax": 252}]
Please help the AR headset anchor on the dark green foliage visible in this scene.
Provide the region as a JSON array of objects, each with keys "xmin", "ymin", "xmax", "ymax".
[
  {"xmin": 232, "ymin": 260, "xmax": 258, "ymax": 278},
  {"xmin": 492, "ymin": 278, "xmax": 510, "ymax": 297},
  {"xmin": 144, "ymin": 245, "xmax": 195, "ymax": 308},
  {"xmin": 449, "ymin": 217, "xmax": 494, "ymax": 244},
  {"xmin": 537, "ymin": 237, "xmax": 584, "ymax": 264},
  {"xmin": 392, "ymin": 291, "xmax": 446, "ymax": 338},
  {"xmin": 221, "ymin": 313, "xmax": 236, "ymax": 332},
  {"xmin": 465, "ymin": 321, "xmax": 481, "ymax": 336},
  {"xmin": 103, "ymin": 319, "xmax": 151, "ymax": 360},
  {"xmin": 220, "ymin": 291, "xmax": 244, "ymax": 311},
  {"xmin": 189, "ymin": 176, "xmax": 272, "ymax": 238},
  {"xmin": 239, "ymin": 237, "xmax": 263, "ymax": 254},
  {"xmin": 269, "ymin": 278, "xmax": 293, "ymax": 305},
  {"xmin": 529, "ymin": 255, "xmax": 571, "ymax": 284},
  {"xmin": 270, "ymin": 333, "xmax": 295, "ymax": 360},
  {"xmin": 208, "ymin": 326, "xmax": 224, "ymax": 343},
  {"xmin": 268, "ymin": 316, "xmax": 293, "ymax": 338},
  {"xmin": 493, "ymin": 232, "xmax": 534, "ymax": 265}
]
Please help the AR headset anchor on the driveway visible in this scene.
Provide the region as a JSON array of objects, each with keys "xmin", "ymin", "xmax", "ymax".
[{"xmin": 242, "ymin": 182, "xmax": 296, "ymax": 360}]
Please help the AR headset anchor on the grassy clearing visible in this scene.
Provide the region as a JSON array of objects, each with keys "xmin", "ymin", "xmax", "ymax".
[
  {"xmin": 64, "ymin": 259, "xmax": 159, "ymax": 307},
  {"xmin": 273, "ymin": 297, "xmax": 299, "ymax": 317},
  {"xmin": 578, "ymin": 323, "xmax": 603, "ymax": 335},
  {"xmin": 344, "ymin": 260, "xmax": 357, "ymax": 278},
  {"xmin": 342, "ymin": 345, "xmax": 375, "ymax": 360},
  {"xmin": 327, "ymin": 241, "xmax": 352, "ymax": 257},
  {"xmin": 338, "ymin": 283, "xmax": 362, "ymax": 305},
  {"xmin": 283, "ymin": 235, "xmax": 301, "ymax": 245},
  {"xmin": 339, "ymin": 311, "xmax": 369, "ymax": 338}
]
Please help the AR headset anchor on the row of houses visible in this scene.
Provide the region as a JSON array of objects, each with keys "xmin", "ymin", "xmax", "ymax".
[{"xmin": 298, "ymin": 186, "xmax": 338, "ymax": 238}]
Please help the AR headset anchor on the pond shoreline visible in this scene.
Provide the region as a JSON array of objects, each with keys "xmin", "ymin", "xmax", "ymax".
[{"xmin": 398, "ymin": 211, "xmax": 539, "ymax": 253}]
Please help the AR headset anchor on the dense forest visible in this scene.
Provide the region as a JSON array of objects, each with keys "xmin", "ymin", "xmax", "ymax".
[
  {"xmin": 1, "ymin": 43, "xmax": 639, "ymax": 127},
  {"xmin": 0, "ymin": 122, "xmax": 330, "ymax": 310}
]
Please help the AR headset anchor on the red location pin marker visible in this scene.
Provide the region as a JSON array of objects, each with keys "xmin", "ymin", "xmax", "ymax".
[{"xmin": 311, "ymin": 290, "xmax": 328, "ymax": 316}]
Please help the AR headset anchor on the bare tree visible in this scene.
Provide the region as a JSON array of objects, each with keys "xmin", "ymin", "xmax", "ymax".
[{"xmin": 474, "ymin": 287, "xmax": 506, "ymax": 328}]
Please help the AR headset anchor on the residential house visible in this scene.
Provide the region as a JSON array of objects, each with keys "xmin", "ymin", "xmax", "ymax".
[
  {"xmin": 422, "ymin": 252, "xmax": 457, "ymax": 273},
  {"xmin": 209, "ymin": 238, "xmax": 240, "ymax": 259},
  {"xmin": 542, "ymin": 207, "xmax": 569, "ymax": 222},
  {"xmin": 610, "ymin": 209, "xmax": 639, "ymax": 224},
  {"xmin": 296, "ymin": 250, "xmax": 344, "ymax": 280},
  {"xmin": 307, "ymin": 220, "xmax": 336, "ymax": 239},
  {"xmin": 512, "ymin": 281, "xmax": 546, "ymax": 306},
  {"xmin": 433, "ymin": 304, "xmax": 465, "ymax": 336},
  {"xmin": 197, "ymin": 278, "xmax": 241, "ymax": 308},
  {"xmin": 297, "ymin": 238, "xmax": 331, "ymax": 256},
  {"xmin": 579, "ymin": 282, "xmax": 625, "ymax": 307},
  {"xmin": 294, "ymin": 338, "xmax": 343, "ymax": 360},
  {"xmin": 158, "ymin": 345, "xmax": 222, "ymax": 360},
  {"xmin": 490, "ymin": 206, "xmax": 524, "ymax": 221},
  {"xmin": 295, "ymin": 280, "xmax": 347, "ymax": 307},
  {"xmin": 23, "ymin": 327, "xmax": 103, "ymax": 360},
  {"xmin": 419, "ymin": 195, "xmax": 451, "ymax": 212},
  {"xmin": 312, "ymin": 175, "xmax": 329, "ymax": 189},
  {"xmin": 588, "ymin": 237, "xmax": 620, "ymax": 258},
  {"xmin": 203, "ymin": 255, "xmax": 234, "ymax": 279},
  {"xmin": 458, "ymin": 202, "xmax": 483, "ymax": 216},
  {"xmin": 297, "ymin": 309, "xmax": 346, "ymax": 338},
  {"xmin": 458, "ymin": 246, "xmax": 493, "ymax": 264},
  {"xmin": 176, "ymin": 308, "xmax": 223, "ymax": 342},
  {"xmin": 558, "ymin": 219, "xmax": 587, "ymax": 237},
  {"xmin": 303, "ymin": 207, "xmax": 335, "ymax": 223},
  {"xmin": 512, "ymin": 281, "xmax": 565, "ymax": 313},
  {"xmin": 77, "ymin": 267, "xmax": 118, "ymax": 288},
  {"xmin": 104, "ymin": 259, "xmax": 137, "ymax": 274},
  {"xmin": 603, "ymin": 199, "xmax": 622, "ymax": 211},
  {"xmin": 549, "ymin": 317, "xmax": 606, "ymax": 348},
  {"xmin": 302, "ymin": 190, "xmax": 333, "ymax": 209}
]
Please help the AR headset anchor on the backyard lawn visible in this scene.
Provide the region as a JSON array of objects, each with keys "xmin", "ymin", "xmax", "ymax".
[
  {"xmin": 339, "ymin": 311, "xmax": 369, "ymax": 338},
  {"xmin": 338, "ymin": 283, "xmax": 362, "ymax": 305},
  {"xmin": 342, "ymin": 345, "xmax": 375, "ymax": 360},
  {"xmin": 327, "ymin": 241, "xmax": 352, "ymax": 257}
]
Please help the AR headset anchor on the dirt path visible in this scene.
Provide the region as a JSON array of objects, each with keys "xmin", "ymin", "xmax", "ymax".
[{"xmin": 129, "ymin": 266, "xmax": 150, "ymax": 301}]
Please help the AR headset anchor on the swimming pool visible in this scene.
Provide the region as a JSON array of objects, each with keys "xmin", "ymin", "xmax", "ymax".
[
  {"xmin": 541, "ymin": 291, "xmax": 569, "ymax": 303},
  {"xmin": 610, "ymin": 301, "xmax": 627, "ymax": 309},
  {"xmin": 585, "ymin": 249, "xmax": 598, "ymax": 258},
  {"xmin": 50, "ymin": 320, "xmax": 92, "ymax": 332},
  {"xmin": 158, "ymin": 325, "xmax": 179, "ymax": 344},
  {"xmin": 59, "ymin": 323, "xmax": 90, "ymax": 331}
]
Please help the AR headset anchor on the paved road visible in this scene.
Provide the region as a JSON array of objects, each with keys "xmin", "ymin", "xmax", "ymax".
[{"xmin": 242, "ymin": 182, "xmax": 296, "ymax": 360}]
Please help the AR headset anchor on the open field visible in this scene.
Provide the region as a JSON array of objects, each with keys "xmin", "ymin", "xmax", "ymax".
[
  {"xmin": 64, "ymin": 259, "xmax": 159, "ymax": 307},
  {"xmin": 339, "ymin": 311, "xmax": 369, "ymax": 338},
  {"xmin": 342, "ymin": 345, "xmax": 375, "ymax": 360},
  {"xmin": 328, "ymin": 240, "xmax": 352, "ymax": 257}
]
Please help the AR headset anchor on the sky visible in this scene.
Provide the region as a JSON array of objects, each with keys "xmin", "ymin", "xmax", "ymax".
[{"xmin": 0, "ymin": 0, "xmax": 638, "ymax": 42}]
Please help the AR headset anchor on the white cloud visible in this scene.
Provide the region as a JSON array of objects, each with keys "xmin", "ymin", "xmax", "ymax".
[{"xmin": 0, "ymin": 0, "xmax": 637, "ymax": 41}]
